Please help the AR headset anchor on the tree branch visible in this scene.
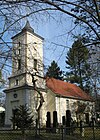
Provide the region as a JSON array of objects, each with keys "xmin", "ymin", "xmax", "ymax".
[{"xmin": 40, "ymin": 0, "xmax": 100, "ymax": 40}]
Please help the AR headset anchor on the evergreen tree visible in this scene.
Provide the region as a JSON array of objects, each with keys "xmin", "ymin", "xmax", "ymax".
[
  {"xmin": 11, "ymin": 105, "xmax": 33, "ymax": 134},
  {"xmin": 46, "ymin": 60, "xmax": 63, "ymax": 80},
  {"xmin": 65, "ymin": 38, "xmax": 91, "ymax": 92}
]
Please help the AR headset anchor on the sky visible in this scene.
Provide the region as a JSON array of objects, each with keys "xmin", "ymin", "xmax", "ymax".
[
  {"xmin": 0, "ymin": 9, "xmax": 83, "ymax": 83},
  {"xmin": 0, "ymin": 1, "xmax": 99, "ymax": 105},
  {"xmin": 28, "ymin": 13, "xmax": 78, "ymax": 71},
  {"xmin": 0, "ymin": 12, "xmax": 77, "ymax": 96},
  {"xmin": 0, "ymin": 10, "xmax": 82, "ymax": 102}
]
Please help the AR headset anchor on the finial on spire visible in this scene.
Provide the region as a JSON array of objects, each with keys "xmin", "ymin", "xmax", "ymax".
[{"xmin": 22, "ymin": 20, "xmax": 34, "ymax": 32}]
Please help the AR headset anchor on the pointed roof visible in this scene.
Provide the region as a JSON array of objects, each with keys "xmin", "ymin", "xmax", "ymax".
[
  {"xmin": 46, "ymin": 78, "xmax": 94, "ymax": 101},
  {"xmin": 11, "ymin": 21, "xmax": 44, "ymax": 40},
  {"xmin": 22, "ymin": 20, "xmax": 34, "ymax": 32}
]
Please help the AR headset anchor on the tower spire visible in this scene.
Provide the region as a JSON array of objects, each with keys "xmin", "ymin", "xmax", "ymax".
[{"xmin": 22, "ymin": 20, "xmax": 34, "ymax": 32}]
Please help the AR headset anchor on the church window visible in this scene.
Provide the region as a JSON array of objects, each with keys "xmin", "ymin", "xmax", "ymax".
[
  {"xmin": 18, "ymin": 49, "xmax": 21, "ymax": 55},
  {"xmin": 34, "ymin": 59, "xmax": 37, "ymax": 70},
  {"xmin": 18, "ymin": 59, "xmax": 21, "ymax": 70},
  {"xmin": 15, "ymin": 79, "xmax": 19, "ymax": 85},
  {"xmin": 18, "ymin": 42, "xmax": 21, "ymax": 47},
  {"xmin": 66, "ymin": 100, "xmax": 69, "ymax": 110},
  {"xmin": 18, "ymin": 42, "xmax": 21, "ymax": 54}
]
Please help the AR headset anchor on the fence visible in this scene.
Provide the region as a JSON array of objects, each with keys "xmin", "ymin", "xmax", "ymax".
[{"xmin": 0, "ymin": 125, "xmax": 100, "ymax": 140}]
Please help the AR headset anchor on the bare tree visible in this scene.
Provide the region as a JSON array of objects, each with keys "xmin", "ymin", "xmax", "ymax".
[
  {"xmin": 0, "ymin": 0, "xmax": 99, "ymax": 92},
  {"xmin": 0, "ymin": 0, "xmax": 99, "ymax": 61},
  {"xmin": 0, "ymin": 0, "xmax": 99, "ymax": 43},
  {"xmin": 31, "ymin": 72, "xmax": 45, "ymax": 130}
]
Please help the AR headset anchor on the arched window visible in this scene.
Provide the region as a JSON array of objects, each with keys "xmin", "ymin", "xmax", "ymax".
[
  {"xmin": 18, "ymin": 59, "xmax": 21, "ymax": 70},
  {"xmin": 15, "ymin": 79, "xmax": 19, "ymax": 86},
  {"xmin": 34, "ymin": 59, "xmax": 37, "ymax": 70}
]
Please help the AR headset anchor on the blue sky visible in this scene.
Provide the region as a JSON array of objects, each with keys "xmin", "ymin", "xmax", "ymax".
[
  {"xmin": 29, "ymin": 13, "xmax": 78, "ymax": 71},
  {"xmin": 0, "ymin": 10, "xmax": 81, "ymax": 78},
  {"xmin": 0, "ymin": 2, "xmax": 99, "ymax": 98}
]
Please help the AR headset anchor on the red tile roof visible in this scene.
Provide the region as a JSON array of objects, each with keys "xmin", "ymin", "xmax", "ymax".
[{"xmin": 46, "ymin": 78, "xmax": 93, "ymax": 101}]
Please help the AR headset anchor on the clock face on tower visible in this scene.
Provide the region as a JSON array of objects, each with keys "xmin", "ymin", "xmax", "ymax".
[{"xmin": 13, "ymin": 93, "xmax": 17, "ymax": 98}]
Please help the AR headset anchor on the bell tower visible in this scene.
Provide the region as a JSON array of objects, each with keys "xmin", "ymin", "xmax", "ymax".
[{"xmin": 4, "ymin": 21, "xmax": 45, "ymax": 126}]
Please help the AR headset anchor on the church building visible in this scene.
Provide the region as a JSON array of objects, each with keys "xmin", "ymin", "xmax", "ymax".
[
  {"xmin": 4, "ymin": 21, "xmax": 95, "ymax": 127},
  {"xmin": 4, "ymin": 21, "xmax": 46, "ymax": 127}
]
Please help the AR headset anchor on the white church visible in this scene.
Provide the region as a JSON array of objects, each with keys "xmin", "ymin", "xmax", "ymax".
[{"xmin": 4, "ymin": 21, "xmax": 95, "ymax": 127}]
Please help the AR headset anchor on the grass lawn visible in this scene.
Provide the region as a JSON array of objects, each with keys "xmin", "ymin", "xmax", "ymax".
[
  {"xmin": 0, "ymin": 130, "xmax": 22, "ymax": 140},
  {"xmin": 39, "ymin": 127, "xmax": 100, "ymax": 140},
  {"xmin": 0, "ymin": 127, "xmax": 99, "ymax": 140}
]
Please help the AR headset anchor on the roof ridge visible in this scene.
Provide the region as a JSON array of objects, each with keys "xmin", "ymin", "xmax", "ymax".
[{"xmin": 46, "ymin": 77, "xmax": 93, "ymax": 101}]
